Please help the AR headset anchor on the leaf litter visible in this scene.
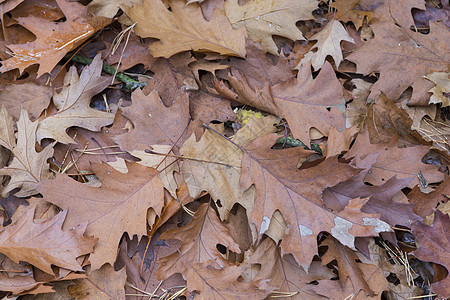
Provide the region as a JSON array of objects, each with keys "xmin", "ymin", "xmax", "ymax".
[{"xmin": 0, "ymin": 0, "xmax": 448, "ymax": 299}]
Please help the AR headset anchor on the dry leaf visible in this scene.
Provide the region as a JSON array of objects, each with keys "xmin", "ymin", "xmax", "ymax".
[
  {"xmin": 295, "ymin": 20, "xmax": 354, "ymax": 71},
  {"xmin": 330, "ymin": 0, "xmax": 373, "ymax": 29},
  {"xmin": 181, "ymin": 115, "xmax": 277, "ymax": 220},
  {"xmin": 68, "ymin": 264, "xmax": 126, "ymax": 299},
  {"xmin": 425, "ymin": 71, "xmax": 450, "ymax": 107},
  {"xmin": 241, "ymin": 133, "xmax": 391, "ymax": 268},
  {"xmin": 38, "ymin": 162, "xmax": 164, "ymax": 270},
  {"xmin": 412, "ymin": 211, "xmax": 450, "ymax": 298},
  {"xmin": 156, "ymin": 203, "xmax": 240, "ymax": 280},
  {"xmin": 0, "ymin": 0, "xmax": 110, "ymax": 77},
  {"xmin": 225, "ymin": 0, "xmax": 317, "ymax": 55},
  {"xmin": 36, "ymin": 54, "xmax": 114, "ymax": 144},
  {"xmin": 0, "ymin": 204, "xmax": 96, "ymax": 274},
  {"xmin": 0, "ymin": 108, "xmax": 54, "ymax": 197},
  {"xmin": 122, "ymin": 0, "xmax": 247, "ymax": 57}
]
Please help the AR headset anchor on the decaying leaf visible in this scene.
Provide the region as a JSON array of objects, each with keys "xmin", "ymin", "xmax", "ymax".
[
  {"xmin": 425, "ymin": 71, "xmax": 450, "ymax": 107},
  {"xmin": 330, "ymin": 0, "xmax": 373, "ymax": 29},
  {"xmin": 412, "ymin": 211, "xmax": 450, "ymax": 298},
  {"xmin": 225, "ymin": 0, "xmax": 317, "ymax": 55},
  {"xmin": 181, "ymin": 115, "xmax": 277, "ymax": 220},
  {"xmin": 0, "ymin": 108, "xmax": 54, "ymax": 197},
  {"xmin": 241, "ymin": 133, "xmax": 391, "ymax": 268},
  {"xmin": 36, "ymin": 54, "xmax": 114, "ymax": 144},
  {"xmin": 295, "ymin": 20, "xmax": 354, "ymax": 71},
  {"xmin": 38, "ymin": 162, "xmax": 164, "ymax": 270},
  {"xmin": 156, "ymin": 203, "xmax": 240, "ymax": 280},
  {"xmin": 0, "ymin": 0, "xmax": 110, "ymax": 77},
  {"xmin": 122, "ymin": 0, "xmax": 247, "ymax": 57},
  {"xmin": 69, "ymin": 264, "xmax": 126, "ymax": 299},
  {"xmin": 0, "ymin": 205, "xmax": 96, "ymax": 274}
]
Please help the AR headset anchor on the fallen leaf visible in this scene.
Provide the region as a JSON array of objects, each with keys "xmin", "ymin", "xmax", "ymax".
[
  {"xmin": 156, "ymin": 203, "xmax": 241, "ymax": 280},
  {"xmin": 214, "ymin": 61, "xmax": 345, "ymax": 145},
  {"xmin": 122, "ymin": 0, "xmax": 247, "ymax": 58},
  {"xmin": 344, "ymin": 128, "xmax": 443, "ymax": 187},
  {"xmin": 88, "ymin": 0, "xmax": 139, "ymax": 18},
  {"xmin": 317, "ymin": 235, "xmax": 388, "ymax": 297},
  {"xmin": 68, "ymin": 264, "xmax": 126, "ymax": 299},
  {"xmin": 412, "ymin": 211, "xmax": 450, "ymax": 298},
  {"xmin": 330, "ymin": 0, "xmax": 373, "ymax": 29},
  {"xmin": 36, "ymin": 54, "xmax": 114, "ymax": 144},
  {"xmin": 0, "ymin": 0, "xmax": 110, "ymax": 77},
  {"xmin": 245, "ymin": 238, "xmax": 334, "ymax": 299},
  {"xmin": 241, "ymin": 133, "xmax": 391, "ymax": 268},
  {"xmin": 347, "ymin": 15, "xmax": 449, "ymax": 105},
  {"xmin": 181, "ymin": 115, "xmax": 277, "ymax": 220},
  {"xmin": 323, "ymin": 154, "xmax": 421, "ymax": 227},
  {"xmin": 225, "ymin": 0, "xmax": 317, "ymax": 55},
  {"xmin": 295, "ymin": 19, "xmax": 354, "ymax": 71},
  {"xmin": 0, "ymin": 108, "xmax": 54, "ymax": 197},
  {"xmin": 0, "ymin": 82, "xmax": 52, "ymax": 121},
  {"xmin": 115, "ymin": 87, "xmax": 190, "ymax": 153},
  {"xmin": 408, "ymin": 177, "xmax": 450, "ymax": 218},
  {"xmin": 0, "ymin": 204, "xmax": 96, "ymax": 274},
  {"xmin": 425, "ymin": 71, "xmax": 450, "ymax": 107},
  {"xmin": 323, "ymin": 126, "xmax": 359, "ymax": 158},
  {"xmin": 186, "ymin": 260, "xmax": 272, "ymax": 299},
  {"xmin": 38, "ymin": 162, "xmax": 164, "ymax": 270}
]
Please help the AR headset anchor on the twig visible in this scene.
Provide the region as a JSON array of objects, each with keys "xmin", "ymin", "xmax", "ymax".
[{"xmin": 64, "ymin": 53, "xmax": 147, "ymax": 90}]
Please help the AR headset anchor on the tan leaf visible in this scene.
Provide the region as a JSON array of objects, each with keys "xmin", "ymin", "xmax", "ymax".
[
  {"xmin": 88, "ymin": 0, "xmax": 139, "ymax": 18},
  {"xmin": 0, "ymin": 108, "xmax": 54, "ymax": 197},
  {"xmin": 0, "ymin": 0, "xmax": 110, "ymax": 77},
  {"xmin": 69, "ymin": 264, "xmax": 126, "ymax": 299},
  {"xmin": 245, "ymin": 238, "xmax": 334, "ymax": 299},
  {"xmin": 0, "ymin": 205, "xmax": 96, "ymax": 274},
  {"xmin": 38, "ymin": 162, "xmax": 164, "ymax": 270},
  {"xmin": 317, "ymin": 236, "xmax": 389, "ymax": 297},
  {"xmin": 425, "ymin": 71, "xmax": 450, "ymax": 107},
  {"xmin": 181, "ymin": 115, "xmax": 277, "ymax": 220},
  {"xmin": 324, "ymin": 126, "xmax": 359, "ymax": 158},
  {"xmin": 295, "ymin": 20, "xmax": 354, "ymax": 71},
  {"xmin": 186, "ymin": 260, "xmax": 272, "ymax": 299},
  {"xmin": 344, "ymin": 128, "xmax": 443, "ymax": 188},
  {"xmin": 36, "ymin": 54, "xmax": 114, "ymax": 144},
  {"xmin": 330, "ymin": 0, "xmax": 373, "ymax": 29},
  {"xmin": 214, "ymin": 61, "xmax": 345, "ymax": 145},
  {"xmin": 0, "ymin": 82, "xmax": 52, "ymax": 121},
  {"xmin": 347, "ymin": 16, "xmax": 449, "ymax": 105},
  {"xmin": 115, "ymin": 88, "xmax": 190, "ymax": 152},
  {"xmin": 241, "ymin": 133, "xmax": 391, "ymax": 268},
  {"xmin": 122, "ymin": 0, "xmax": 246, "ymax": 58},
  {"xmin": 156, "ymin": 203, "xmax": 241, "ymax": 280},
  {"xmin": 225, "ymin": 0, "xmax": 317, "ymax": 55}
]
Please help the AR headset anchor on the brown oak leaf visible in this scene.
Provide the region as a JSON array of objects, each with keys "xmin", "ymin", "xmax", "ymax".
[
  {"xmin": 344, "ymin": 128, "xmax": 443, "ymax": 188},
  {"xmin": 68, "ymin": 264, "xmax": 126, "ymax": 299},
  {"xmin": 408, "ymin": 177, "xmax": 450, "ymax": 218},
  {"xmin": 122, "ymin": 0, "xmax": 246, "ymax": 58},
  {"xmin": 0, "ymin": 108, "xmax": 54, "ymax": 197},
  {"xmin": 0, "ymin": 0, "xmax": 110, "ymax": 77},
  {"xmin": 317, "ymin": 236, "xmax": 388, "ymax": 297},
  {"xmin": 36, "ymin": 54, "xmax": 114, "ymax": 144},
  {"xmin": 330, "ymin": 0, "xmax": 373, "ymax": 29},
  {"xmin": 156, "ymin": 203, "xmax": 240, "ymax": 281},
  {"xmin": 38, "ymin": 162, "xmax": 164, "ymax": 270},
  {"xmin": 240, "ymin": 133, "xmax": 391, "ymax": 268},
  {"xmin": 214, "ymin": 61, "xmax": 345, "ymax": 145},
  {"xmin": 412, "ymin": 211, "xmax": 450, "ymax": 298},
  {"xmin": 245, "ymin": 238, "xmax": 334, "ymax": 299},
  {"xmin": 186, "ymin": 260, "xmax": 272, "ymax": 299},
  {"xmin": 0, "ymin": 205, "xmax": 96, "ymax": 274},
  {"xmin": 0, "ymin": 82, "xmax": 52, "ymax": 121},
  {"xmin": 347, "ymin": 12, "xmax": 449, "ymax": 105},
  {"xmin": 224, "ymin": 0, "xmax": 317, "ymax": 55}
]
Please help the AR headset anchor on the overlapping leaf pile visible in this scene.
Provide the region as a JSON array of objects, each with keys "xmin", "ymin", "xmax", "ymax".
[{"xmin": 0, "ymin": 0, "xmax": 448, "ymax": 299}]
